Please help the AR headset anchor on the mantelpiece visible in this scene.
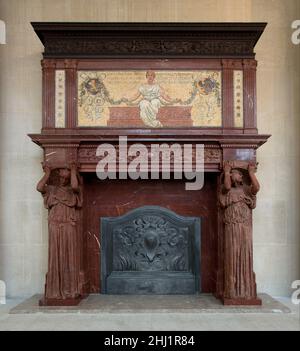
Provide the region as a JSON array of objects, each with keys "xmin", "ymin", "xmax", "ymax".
[{"xmin": 29, "ymin": 22, "xmax": 270, "ymax": 306}]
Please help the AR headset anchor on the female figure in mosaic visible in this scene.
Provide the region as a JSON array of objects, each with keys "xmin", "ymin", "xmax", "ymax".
[
  {"xmin": 37, "ymin": 163, "xmax": 83, "ymax": 302},
  {"xmin": 219, "ymin": 161, "xmax": 260, "ymax": 301},
  {"xmin": 124, "ymin": 70, "xmax": 178, "ymax": 127}
]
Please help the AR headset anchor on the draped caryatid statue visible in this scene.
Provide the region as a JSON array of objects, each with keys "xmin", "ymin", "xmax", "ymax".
[
  {"xmin": 219, "ymin": 161, "xmax": 261, "ymax": 305},
  {"xmin": 37, "ymin": 163, "xmax": 84, "ymax": 305}
]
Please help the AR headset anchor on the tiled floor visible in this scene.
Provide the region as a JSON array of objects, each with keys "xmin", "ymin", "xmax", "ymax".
[{"xmin": 0, "ymin": 295, "xmax": 299, "ymax": 331}]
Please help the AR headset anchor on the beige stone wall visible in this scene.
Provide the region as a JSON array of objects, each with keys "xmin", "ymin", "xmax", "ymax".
[{"xmin": 0, "ymin": 0, "xmax": 299, "ymax": 297}]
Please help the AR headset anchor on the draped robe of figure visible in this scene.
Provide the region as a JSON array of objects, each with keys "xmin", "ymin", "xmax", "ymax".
[
  {"xmin": 43, "ymin": 184, "xmax": 83, "ymax": 299},
  {"xmin": 138, "ymin": 84, "xmax": 163, "ymax": 127},
  {"xmin": 219, "ymin": 184, "xmax": 257, "ymax": 299}
]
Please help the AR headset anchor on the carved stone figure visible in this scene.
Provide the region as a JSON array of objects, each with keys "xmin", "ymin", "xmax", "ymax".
[
  {"xmin": 37, "ymin": 163, "xmax": 83, "ymax": 304},
  {"xmin": 219, "ymin": 161, "xmax": 260, "ymax": 303}
]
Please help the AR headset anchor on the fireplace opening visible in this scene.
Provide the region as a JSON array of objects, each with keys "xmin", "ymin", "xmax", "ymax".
[
  {"xmin": 83, "ymin": 175, "xmax": 218, "ymax": 294},
  {"xmin": 101, "ymin": 206, "xmax": 200, "ymax": 294}
]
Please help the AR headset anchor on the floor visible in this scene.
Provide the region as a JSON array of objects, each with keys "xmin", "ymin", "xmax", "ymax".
[{"xmin": 0, "ymin": 294, "xmax": 300, "ymax": 331}]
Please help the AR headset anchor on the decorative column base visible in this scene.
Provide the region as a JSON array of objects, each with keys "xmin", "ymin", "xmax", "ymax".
[{"xmin": 222, "ymin": 297, "xmax": 262, "ymax": 306}]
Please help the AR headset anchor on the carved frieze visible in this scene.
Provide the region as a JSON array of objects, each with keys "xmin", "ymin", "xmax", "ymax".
[
  {"xmin": 78, "ymin": 145, "xmax": 221, "ymax": 164},
  {"xmin": 44, "ymin": 38, "xmax": 255, "ymax": 58}
]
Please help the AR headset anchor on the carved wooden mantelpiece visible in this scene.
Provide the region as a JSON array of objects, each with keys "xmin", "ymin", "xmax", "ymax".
[{"xmin": 29, "ymin": 22, "xmax": 270, "ymax": 306}]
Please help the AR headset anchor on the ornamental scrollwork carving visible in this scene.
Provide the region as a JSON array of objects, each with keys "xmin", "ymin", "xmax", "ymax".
[
  {"xmin": 45, "ymin": 38, "xmax": 254, "ymax": 57},
  {"xmin": 112, "ymin": 215, "xmax": 189, "ymax": 272},
  {"xmin": 78, "ymin": 146, "xmax": 221, "ymax": 164}
]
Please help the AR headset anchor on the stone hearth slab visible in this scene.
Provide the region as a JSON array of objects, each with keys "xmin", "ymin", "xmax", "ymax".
[{"xmin": 10, "ymin": 294, "xmax": 290, "ymax": 314}]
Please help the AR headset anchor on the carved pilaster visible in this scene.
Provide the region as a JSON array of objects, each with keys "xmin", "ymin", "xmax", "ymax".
[
  {"xmin": 243, "ymin": 59, "xmax": 257, "ymax": 133},
  {"xmin": 41, "ymin": 59, "xmax": 56, "ymax": 129},
  {"xmin": 221, "ymin": 59, "xmax": 243, "ymax": 129},
  {"xmin": 64, "ymin": 59, "xmax": 78, "ymax": 128}
]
